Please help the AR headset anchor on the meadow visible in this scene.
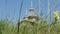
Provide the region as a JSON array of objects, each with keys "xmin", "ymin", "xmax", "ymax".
[{"xmin": 0, "ymin": 14, "xmax": 60, "ymax": 34}]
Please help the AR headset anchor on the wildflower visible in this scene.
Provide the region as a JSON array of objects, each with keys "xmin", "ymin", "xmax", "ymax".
[{"xmin": 54, "ymin": 11, "xmax": 59, "ymax": 21}]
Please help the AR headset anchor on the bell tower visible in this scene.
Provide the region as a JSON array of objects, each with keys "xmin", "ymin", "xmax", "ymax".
[
  {"xmin": 21, "ymin": 0, "xmax": 39, "ymax": 25},
  {"xmin": 27, "ymin": 0, "xmax": 39, "ymax": 25}
]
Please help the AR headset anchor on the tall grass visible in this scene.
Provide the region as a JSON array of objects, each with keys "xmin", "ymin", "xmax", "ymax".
[{"xmin": 0, "ymin": 18, "xmax": 60, "ymax": 34}]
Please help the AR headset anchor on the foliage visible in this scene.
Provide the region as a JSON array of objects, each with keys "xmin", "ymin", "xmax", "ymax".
[
  {"xmin": 54, "ymin": 11, "xmax": 59, "ymax": 21},
  {"xmin": 0, "ymin": 18, "xmax": 60, "ymax": 34}
]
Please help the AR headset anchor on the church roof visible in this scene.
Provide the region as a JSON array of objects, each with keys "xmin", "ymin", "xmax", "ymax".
[{"xmin": 24, "ymin": 0, "xmax": 39, "ymax": 20}]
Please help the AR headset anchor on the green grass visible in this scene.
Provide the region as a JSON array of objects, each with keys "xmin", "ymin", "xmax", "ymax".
[{"xmin": 0, "ymin": 19, "xmax": 60, "ymax": 34}]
